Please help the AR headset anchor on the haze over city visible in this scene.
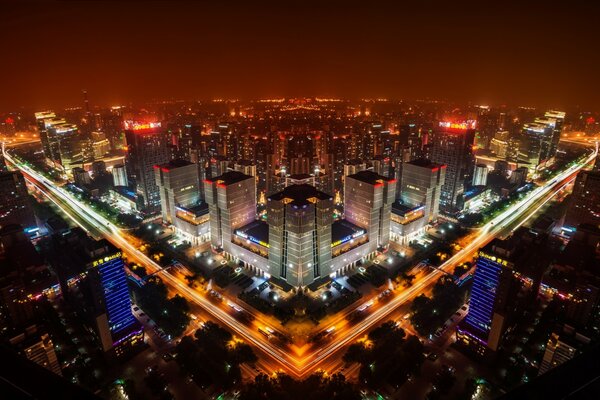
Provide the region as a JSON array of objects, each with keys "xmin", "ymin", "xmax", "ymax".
[{"xmin": 2, "ymin": 1, "xmax": 600, "ymax": 110}]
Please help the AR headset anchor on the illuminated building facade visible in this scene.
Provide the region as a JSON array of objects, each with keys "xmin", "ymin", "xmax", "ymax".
[
  {"xmin": 564, "ymin": 169, "xmax": 600, "ymax": 229},
  {"xmin": 0, "ymin": 170, "xmax": 36, "ymax": 230},
  {"xmin": 344, "ymin": 170, "xmax": 395, "ymax": 252},
  {"xmin": 390, "ymin": 158, "xmax": 445, "ymax": 244},
  {"xmin": 112, "ymin": 164, "xmax": 128, "ymax": 187},
  {"xmin": 155, "ymin": 159, "xmax": 209, "ymax": 244},
  {"xmin": 205, "ymin": 171, "xmax": 257, "ymax": 253},
  {"xmin": 519, "ymin": 122, "xmax": 554, "ymax": 170},
  {"xmin": 155, "ymin": 159, "xmax": 200, "ymax": 224},
  {"xmin": 124, "ymin": 121, "xmax": 171, "ymax": 209},
  {"xmin": 267, "ymin": 184, "xmax": 333, "ymax": 286},
  {"xmin": 457, "ymin": 239, "xmax": 515, "ymax": 356},
  {"xmin": 538, "ymin": 326, "xmax": 591, "ymax": 375},
  {"xmin": 472, "ymin": 164, "xmax": 488, "ymax": 186},
  {"xmin": 86, "ymin": 241, "xmax": 143, "ymax": 358},
  {"xmin": 34, "ymin": 111, "xmax": 60, "ymax": 160},
  {"xmin": 9, "ymin": 326, "xmax": 62, "ymax": 376},
  {"xmin": 430, "ymin": 121, "xmax": 476, "ymax": 212}
]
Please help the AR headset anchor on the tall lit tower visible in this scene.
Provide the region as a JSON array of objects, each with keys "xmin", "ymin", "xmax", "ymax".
[
  {"xmin": 344, "ymin": 170, "xmax": 396, "ymax": 251},
  {"xmin": 86, "ymin": 240, "xmax": 143, "ymax": 357},
  {"xmin": 457, "ymin": 239, "xmax": 516, "ymax": 356},
  {"xmin": 124, "ymin": 121, "xmax": 170, "ymax": 209},
  {"xmin": 430, "ymin": 121, "xmax": 476, "ymax": 212}
]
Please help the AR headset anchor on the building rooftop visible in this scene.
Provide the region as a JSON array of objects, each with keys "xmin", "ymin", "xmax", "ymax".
[
  {"xmin": 332, "ymin": 219, "xmax": 366, "ymax": 246},
  {"xmin": 268, "ymin": 184, "xmax": 332, "ymax": 207},
  {"xmin": 392, "ymin": 201, "xmax": 424, "ymax": 215},
  {"xmin": 206, "ymin": 171, "xmax": 253, "ymax": 186},
  {"xmin": 235, "ymin": 159, "xmax": 255, "ymax": 166},
  {"xmin": 157, "ymin": 158, "xmax": 193, "ymax": 171},
  {"xmin": 408, "ymin": 158, "xmax": 445, "ymax": 170},
  {"xmin": 176, "ymin": 202, "xmax": 209, "ymax": 216},
  {"xmin": 234, "ymin": 220, "xmax": 269, "ymax": 247},
  {"xmin": 346, "ymin": 170, "xmax": 394, "ymax": 185},
  {"xmin": 289, "ymin": 173, "xmax": 312, "ymax": 180}
]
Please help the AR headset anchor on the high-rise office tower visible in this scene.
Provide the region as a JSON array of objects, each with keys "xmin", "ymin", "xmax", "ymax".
[
  {"xmin": 34, "ymin": 111, "xmax": 59, "ymax": 159},
  {"xmin": 457, "ymin": 238, "xmax": 516, "ymax": 356},
  {"xmin": 155, "ymin": 159, "xmax": 200, "ymax": 225},
  {"xmin": 519, "ymin": 122, "xmax": 555, "ymax": 170},
  {"xmin": 430, "ymin": 121, "xmax": 476, "ymax": 212},
  {"xmin": 344, "ymin": 170, "xmax": 396, "ymax": 251},
  {"xmin": 9, "ymin": 326, "xmax": 62, "ymax": 376},
  {"xmin": 52, "ymin": 123, "xmax": 83, "ymax": 174},
  {"xmin": 45, "ymin": 230, "xmax": 143, "ymax": 358},
  {"xmin": 267, "ymin": 184, "xmax": 333, "ymax": 286},
  {"xmin": 400, "ymin": 159, "xmax": 446, "ymax": 222},
  {"xmin": 112, "ymin": 164, "xmax": 128, "ymax": 187},
  {"xmin": 124, "ymin": 121, "xmax": 170, "ymax": 209},
  {"xmin": 204, "ymin": 171, "xmax": 256, "ymax": 252},
  {"xmin": 234, "ymin": 160, "xmax": 257, "ymax": 178},
  {"xmin": 472, "ymin": 164, "xmax": 489, "ymax": 186},
  {"xmin": 538, "ymin": 325, "xmax": 591, "ymax": 375},
  {"xmin": 85, "ymin": 240, "xmax": 143, "ymax": 357},
  {"xmin": 0, "ymin": 170, "xmax": 36, "ymax": 230},
  {"xmin": 564, "ymin": 169, "xmax": 600, "ymax": 229},
  {"xmin": 543, "ymin": 110, "xmax": 566, "ymax": 158}
]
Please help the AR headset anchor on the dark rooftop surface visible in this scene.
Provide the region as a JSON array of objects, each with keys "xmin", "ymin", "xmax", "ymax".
[
  {"xmin": 207, "ymin": 170, "xmax": 253, "ymax": 186},
  {"xmin": 392, "ymin": 201, "xmax": 424, "ymax": 215},
  {"xmin": 268, "ymin": 184, "xmax": 332, "ymax": 206},
  {"xmin": 157, "ymin": 158, "xmax": 193, "ymax": 170},
  {"xmin": 332, "ymin": 219, "xmax": 365, "ymax": 245},
  {"xmin": 500, "ymin": 343, "xmax": 600, "ymax": 400},
  {"xmin": 177, "ymin": 202, "xmax": 209, "ymax": 216},
  {"xmin": 288, "ymin": 173, "xmax": 313, "ymax": 180},
  {"xmin": 235, "ymin": 220, "xmax": 269, "ymax": 245},
  {"xmin": 408, "ymin": 158, "xmax": 445, "ymax": 169},
  {"xmin": 346, "ymin": 170, "xmax": 393, "ymax": 185}
]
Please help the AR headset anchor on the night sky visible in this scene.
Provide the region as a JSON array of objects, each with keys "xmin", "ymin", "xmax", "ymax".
[{"xmin": 1, "ymin": 1, "xmax": 599, "ymax": 111}]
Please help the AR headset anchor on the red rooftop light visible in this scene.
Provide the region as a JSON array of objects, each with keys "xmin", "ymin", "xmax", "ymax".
[
  {"xmin": 123, "ymin": 120, "xmax": 162, "ymax": 131},
  {"xmin": 438, "ymin": 120, "xmax": 476, "ymax": 130}
]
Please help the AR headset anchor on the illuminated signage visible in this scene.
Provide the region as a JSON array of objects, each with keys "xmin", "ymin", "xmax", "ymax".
[
  {"xmin": 331, "ymin": 229, "xmax": 366, "ymax": 247},
  {"xmin": 92, "ymin": 252, "xmax": 122, "ymax": 267},
  {"xmin": 123, "ymin": 121, "xmax": 162, "ymax": 131},
  {"xmin": 478, "ymin": 251, "xmax": 508, "ymax": 266},
  {"xmin": 438, "ymin": 120, "xmax": 477, "ymax": 130},
  {"xmin": 234, "ymin": 230, "xmax": 269, "ymax": 248}
]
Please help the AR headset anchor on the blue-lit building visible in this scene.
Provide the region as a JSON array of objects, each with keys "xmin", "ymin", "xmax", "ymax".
[
  {"xmin": 44, "ymin": 229, "xmax": 143, "ymax": 360},
  {"xmin": 457, "ymin": 238, "xmax": 516, "ymax": 356},
  {"xmin": 87, "ymin": 240, "xmax": 143, "ymax": 358}
]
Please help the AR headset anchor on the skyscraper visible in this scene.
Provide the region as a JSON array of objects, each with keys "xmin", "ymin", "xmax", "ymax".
[
  {"xmin": 519, "ymin": 122, "xmax": 555, "ymax": 170},
  {"xmin": 124, "ymin": 121, "xmax": 170, "ymax": 209},
  {"xmin": 564, "ymin": 169, "xmax": 600, "ymax": 229},
  {"xmin": 112, "ymin": 164, "xmax": 128, "ymax": 187},
  {"xmin": 400, "ymin": 159, "xmax": 446, "ymax": 222},
  {"xmin": 267, "ymin": 184, "xmax": 333, "ymax": 286},
  {"xmin": 538, "ymin": 326, "xmax": 591, "ymax": 376},
  {"xmin": 457, "ymin": 239, "xmax": 516, "ymax": 356},
  {"xmin": 344, "ymin": 170, "xmax": 396, "ymax": 251},
  {"xmin": 34, "ymin": 111, "xmax": 59, "ymax": 159},
  {"xmin": 9, "ymin": 326, "xmax": 62, "ymax": 376},
  {"xmin": 430, "ymin": 121, "xmax": 476, "ymax": 212},
  {"xmin": 0, "ymin": 170, "xmax": 36, "ymax": 230},
  {"xmin": 155, "ymin": 159, "xmax": 200, "ymax": 225},
  {"xmin": 204, "ymin": 171, "xmax": 256, "ymax": 252},
  {"xmin": 86, "ymin": 240, "xmax": 143, "ymax": 357},
  {"xmin": 472, "ymin": 164, "xmax": 489, "ymax": 187}
]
